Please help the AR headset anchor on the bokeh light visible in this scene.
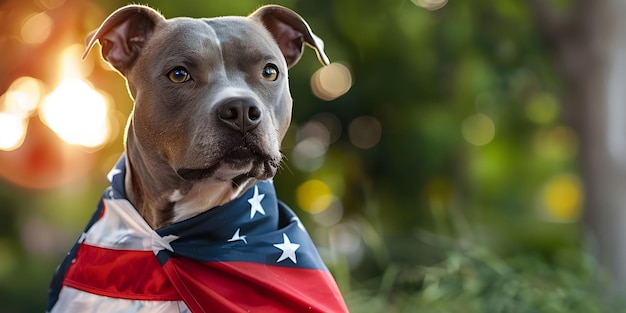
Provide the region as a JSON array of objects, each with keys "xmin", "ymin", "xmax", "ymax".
[
  {"xmin": 311, "ymin": 62, "xmax": 353, "ymax": 101},
  {"xmin": 21, "ymin": 12, "xmax": 53, "ymax": 44},
  {"xmin": 3, "ymin": 76, "xmax": 45, "ymax": 115},
  {"xmin": 39, "ymin": 45, "xmax": 111, "ymax": 148},
  {"xmin": 311, "ymin": 112, "xmax": 342, "ymax": 144},
  {"xmin": 525, "ymin": 92, "xmax": 560, "ymax": 125},
  {"xmin": 60, "ymin": 44, "xmax": 96, "ymax": 78},
  {"xmin": 297, "ymin": 179, "xmax": 334, "ymax": 214},
  {"xmin": 292, "ymin": 120, "xmax": 331, "ymax": 172},
  {"xmin": 40, "ymin": 79, "xmax": 110, "ymax": 148},
  {"xmin": 0, "ymin": 77, "xmax": 45, "ymax": 151},
  {"xmin": 461, "ymin": 113, "xmax": 496, "ymax": 146},
  {"xmin": 311, "ymin": 197, "xmax": 344, "ymax": 227},
  {"xmin": 329, "ymin": 222, "xmax": 365, "ymax": 268},
  {"xmin": 533, "ymin": 126, "xmax": 579, "ymax": 160},
  {"xmin": 0, "ymin": 45, "xmax": 109, "ymax": 153},
  {"xmin": 291, "ymin": 115, "xmax": 342, "ymax": 172},
  {"xmin": 540, "ymin": 173, "xmax": 583, "ymax": 223},
  {"xmin": 0, "ymin": 113, "xmax": 28, "ymax": 151},
  {"xmin": 348, "ymin": 115, "xmax": 382, "ymax": 149},
  {"xmin": 292, "ymin": 138, "xmax": 327, "ymax": 172},
  {"xmin": 411, "ymin": 0, "xmax": 448, "ymax": 11},
  {"xmin": 298, "ymin": 120, "xmax": 331, "ymax": 145},
  {"xmin": 37, "ymin": 0, "xmax": 67, "ymax": 10}
]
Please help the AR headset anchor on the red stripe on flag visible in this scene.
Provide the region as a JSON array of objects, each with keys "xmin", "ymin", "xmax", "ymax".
[
  {"xmin": 163, "ymin": 259, "xmax": 349, "ymax": 313},
  {"xmin": 63, "ymin": 243, "xmax": 181, "ymax": 301}
]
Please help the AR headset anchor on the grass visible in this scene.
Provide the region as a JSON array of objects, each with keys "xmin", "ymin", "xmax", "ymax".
[{"xmin": 339, "ymin": 223, "xmax": 623, "ymax": 313}]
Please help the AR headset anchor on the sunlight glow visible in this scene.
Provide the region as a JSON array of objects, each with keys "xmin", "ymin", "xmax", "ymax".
[
  {"xmin": 0, "ymin": 113, "xmax": 28, "ymax": 151},
  {"xmin": 38, "ymin": 46, "xmax": 110, "ymax": 148},
  {"xmin": 40, "ymin": 79, "xmax": 109, "ymax": 148},
  {"xmin": 0, "ymin": 76, "xmax": 44, "ymax": 151},
  {"xmin": 4, "ymin": 77, "xmax": 44, "ymax": 114}
]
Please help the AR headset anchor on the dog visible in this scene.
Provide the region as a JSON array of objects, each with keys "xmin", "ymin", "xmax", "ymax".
[{"xmin": 46, "ymin": 5, "xmax": 348, "ymax": 313}]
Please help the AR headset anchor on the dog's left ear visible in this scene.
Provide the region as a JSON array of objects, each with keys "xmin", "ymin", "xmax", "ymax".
[{"xmin": 250, "ymin": 5, "xmax": 330, "ymax": 68}]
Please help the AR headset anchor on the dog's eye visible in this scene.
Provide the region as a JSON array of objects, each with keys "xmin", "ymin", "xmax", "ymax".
[
  {"xmin": 261, "ymin": 64, "xmax": 279, "ymax": 81},
  {"xmin": 167, "ymin": 67, "xmax": 191, "ymax": 83}
]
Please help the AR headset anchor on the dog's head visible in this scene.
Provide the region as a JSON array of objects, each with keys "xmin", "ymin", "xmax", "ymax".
[{"xmin": 84, "ymin": 5, "xmax": 328, "ymax": 187}]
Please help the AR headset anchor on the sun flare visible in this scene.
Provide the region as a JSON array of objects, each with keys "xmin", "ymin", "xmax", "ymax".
[{"xmin": 38, "ymin": 45, "xmax": 110, "ymax": 148}]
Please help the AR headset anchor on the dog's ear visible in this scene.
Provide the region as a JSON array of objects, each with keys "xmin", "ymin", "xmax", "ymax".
[
  {"xmin": 249, "ymin": 5, "xmax": 330, "ymax": 68},
  {"xmin": 83, "ymin": 5, "xmax": 165, "ymax": 75}
]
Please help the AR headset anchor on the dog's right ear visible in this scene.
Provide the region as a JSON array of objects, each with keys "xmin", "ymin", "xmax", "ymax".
[{"xmin": 83, "ymin": 5, "xmax": 165, "ymax": 75}]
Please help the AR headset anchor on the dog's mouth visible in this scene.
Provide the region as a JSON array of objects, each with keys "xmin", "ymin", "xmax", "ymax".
[
  {"xmin": 176, "ymin": 146, "xmax": 280, "ymax": 184},
  {"xmin": 176, "ymin": 167, "xmax": 219, "ymax": 181}
]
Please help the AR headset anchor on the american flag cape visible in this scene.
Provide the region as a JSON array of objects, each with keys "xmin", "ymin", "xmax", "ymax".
[{"xmin": 47, "ymin": 155, "xmax": 348, "ymax": 313}]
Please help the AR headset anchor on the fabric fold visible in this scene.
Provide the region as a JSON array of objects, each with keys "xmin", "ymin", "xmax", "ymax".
[{"xmin": 47, "ymin": 155, "xmax": 348, "ymax": 313}]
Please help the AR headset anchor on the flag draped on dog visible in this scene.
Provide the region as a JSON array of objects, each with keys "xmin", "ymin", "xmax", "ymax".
[{"xmin": 47, "ymin": 156, "xmax": 348, "ymax": 313}]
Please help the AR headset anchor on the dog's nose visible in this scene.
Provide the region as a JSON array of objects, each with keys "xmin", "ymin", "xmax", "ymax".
[{"xmin": 217, "ymin": 99, "xmax": 262, "ymax": 133}]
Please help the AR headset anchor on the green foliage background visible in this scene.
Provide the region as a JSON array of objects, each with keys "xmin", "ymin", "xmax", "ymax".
[{"xmin": 0, "ymin": 0, "xmax": 620, "ymax": 312}]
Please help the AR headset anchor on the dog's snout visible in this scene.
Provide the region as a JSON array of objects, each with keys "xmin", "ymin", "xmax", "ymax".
[{"xmin": 217, "ymin": 99, "xmax": 262, "ymax": 133}]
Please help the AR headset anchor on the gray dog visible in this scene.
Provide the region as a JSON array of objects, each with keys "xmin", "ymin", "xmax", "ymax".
[{"xmin": 47, "ymin": 5, "xmax": 348, "ymax": 313}]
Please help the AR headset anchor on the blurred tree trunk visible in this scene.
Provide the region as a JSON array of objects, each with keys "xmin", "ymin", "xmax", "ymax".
[{"xmin": 529, "ymin": 0, "xmax": 626, "ymax": 289}]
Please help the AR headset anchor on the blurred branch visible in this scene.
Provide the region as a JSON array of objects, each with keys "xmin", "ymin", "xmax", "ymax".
[
  {"xmin": 525, "ymin": 0, "xmax": 600, "ymax": 136},
  {"xmin": 526, "ymin": 0, "xmax": 572, "ymax": 43},
  {"xmin": 526, "ymin": 0, "xmax": 591, "ymax": 86},
  {"xmin": 525, "ymin": 0, "xmax": 590, "ymax": 37}
]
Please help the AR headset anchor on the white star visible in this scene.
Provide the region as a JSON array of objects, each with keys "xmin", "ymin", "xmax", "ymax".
[
  {"xmin": 227, "ymin": 228, "xmax": 247, "ymax": 244},
  {"xmin": 273, "ymin": 233, "xmax": 300, "ymax": 264},
  {"xmin": 107, "ymin": 168, "xmax": 122, "ymax": 183},
  {"xmin": 151, "ymin": 233, "xmax": 179, "ymax": 255},
  {"xmin": 248, "ymin": 185, "xmax": 266, "ymax": 219}
]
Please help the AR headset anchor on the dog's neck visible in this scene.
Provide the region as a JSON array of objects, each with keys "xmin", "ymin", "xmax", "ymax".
[{"xmin": 123, "ymin": 127, "xmax": 255, "ymax": 229}]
